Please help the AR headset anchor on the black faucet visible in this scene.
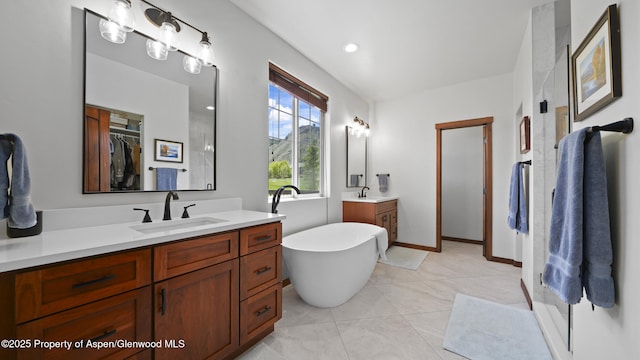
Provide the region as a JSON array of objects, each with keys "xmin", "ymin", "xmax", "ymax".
[
  {"xmin": 271, "ymin": 185, "xmax": 300, "ymax": 214},
  {"xmin": 163, "ymin": 191, "xmax": 179, "ymax": 220},
  {"xmin": 359, "ymin": 186, "xmax": 370, "ymax": 198}
]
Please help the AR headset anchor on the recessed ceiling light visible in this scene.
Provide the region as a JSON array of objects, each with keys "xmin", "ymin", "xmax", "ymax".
[
  {"xmin": 344, "ymin": 43, "xmax": 359, "ymax": 53},
  {"xmin": 206, "ymin": 105, "xmax": 215, "ymax": 110}
]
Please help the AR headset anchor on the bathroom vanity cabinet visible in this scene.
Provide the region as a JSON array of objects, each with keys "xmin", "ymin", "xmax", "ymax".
[
  {"xmin": 343, "ymin": 199, "xmax": 397, "ymax": 245},
  {"xmin": 0, "ymin": 221, "xmax": 282, "ymax": 360}
]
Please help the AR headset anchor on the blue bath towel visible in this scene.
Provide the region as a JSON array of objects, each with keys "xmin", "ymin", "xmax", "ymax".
[
  {"xmin": 543, "ymin": 128, "xmax": 615, "ymax": 308},
  {"xmin": 0, "ymin": 136, "xmax": 11, "ymax": 220},
  {"xmin": 507, "ymin": 163, "xmax": 528, "ymax": 233},
  {"xmin": 582, "ymin": 131, "xmax": 615, "ymax": 308},
  {"xmin": 156, "ymin": 167, "xmax": 177, "ymax": 191},
  {"xmin": 2, "ymin": 134, "xmax": 37, "ymax": 229}
]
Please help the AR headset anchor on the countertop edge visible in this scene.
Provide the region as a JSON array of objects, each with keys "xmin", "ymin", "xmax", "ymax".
[
  {"xmin": 0, "ymin": 210, "xmax": 285, "ymax": 273},
  {"xmin": 342, "ymin": 196, "xmax": 398, "ymax": 203}
]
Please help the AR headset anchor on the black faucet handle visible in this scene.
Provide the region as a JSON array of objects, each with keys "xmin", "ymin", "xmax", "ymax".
[
  {"xmin": 182, "ymin": 204, "xmax": 196, "ymax": 218},
  {"xmin": 133, "ymin": 208, "xmax": 152, "ymax": 223}
]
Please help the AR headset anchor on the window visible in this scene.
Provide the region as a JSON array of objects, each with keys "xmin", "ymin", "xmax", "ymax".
[{"xmin": 268, "ymin": 63, "xmax": 327, "ymax": 197}]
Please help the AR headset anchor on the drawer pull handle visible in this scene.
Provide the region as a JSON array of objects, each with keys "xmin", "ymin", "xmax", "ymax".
[
  {"xmin": 89, "ymin": 329, "xmax": 117, "ymax": 343},
  {"xmin": 71, "ymin": 274, "xmax": 116, "ymax": 289},
  {"xmin": 256, "ymin": 266, "xmax": 272, "ymax": 275},
  {"xmin": 255, "ymin": 235, "xmax": 272, "ymax": 242},
  {"xmin": 161, "ymin": 288, "xmax": 167, "ymax": 316},
  {"xmin": 256, "ymin": 306, "xmax": 272, "ymax": 317},
  {"xmin": 75, "ymin": 329, "xmax": 117, "ymax": 349}
]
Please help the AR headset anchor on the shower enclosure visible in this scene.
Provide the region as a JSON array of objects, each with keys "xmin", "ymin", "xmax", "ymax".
[{"xmin": 531, "ymin": 0, "xmax": 572, "ymax": 353}]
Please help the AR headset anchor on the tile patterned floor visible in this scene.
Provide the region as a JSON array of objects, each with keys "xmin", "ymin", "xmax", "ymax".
[{"xmin": 238, "ymin": 241, "xmax": 529, "ymax": 360}]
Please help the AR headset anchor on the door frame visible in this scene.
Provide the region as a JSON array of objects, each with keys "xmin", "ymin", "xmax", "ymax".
[{"xmin": 435, "ymin": 117, "xmax": 493, "ymax": 259}]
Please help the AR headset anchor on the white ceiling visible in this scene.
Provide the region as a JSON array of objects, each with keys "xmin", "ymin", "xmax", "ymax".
[{"xmin": 230, "ymin": 0, "xmax": 560, "ymax": 102}]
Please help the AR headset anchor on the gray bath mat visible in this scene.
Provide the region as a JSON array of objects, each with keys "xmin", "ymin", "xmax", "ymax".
[
  {"xmin": 443, "ymin": 293, "xmax": 552, "ymax": 360},
  {"xmin": 378, "ymin": 246, "xmax": 428, "ymax": 270}
]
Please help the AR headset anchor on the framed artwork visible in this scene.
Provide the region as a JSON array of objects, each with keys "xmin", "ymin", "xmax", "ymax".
[
  {"xmin": 154, "ymin": 139, "xmax": 183, "ymax": 163},
  {"xmin": 571, "ymin": 4, "xmax": 621, "ymax": 122},
  {"xmin": 520, "ymin": 116, "xmax": 530, "ymax": 154}
]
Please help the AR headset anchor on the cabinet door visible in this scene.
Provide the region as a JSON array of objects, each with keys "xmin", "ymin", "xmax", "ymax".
[
  {"xmin": 154, "ymin": 259, "xmax": 239, "ymax": 360},
  {"xmin": 84, "ymin": 105, "xmax": 111, "ymax": 192}
]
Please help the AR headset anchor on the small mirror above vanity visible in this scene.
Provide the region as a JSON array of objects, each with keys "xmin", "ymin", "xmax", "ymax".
[
  {"xmin": 346, "ymin": 123, "xmax": 367, "ymax": 188},
  {"xmin": 83, "ymin": 9, "xmax": 217, "ymax": 193}
]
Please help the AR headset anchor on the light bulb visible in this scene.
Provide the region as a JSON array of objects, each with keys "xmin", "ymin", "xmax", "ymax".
[
  {"xmin": 157, "ymin": 22, "xmax": 178, "ymax": 51},
  {"xmin": 108, "ymin": 0, "xmax": 135, "ymax": 32},
  {"xmin": 183, "ymin": 55, "xmax": 201, "ymax": 74},
  {"xmin": 197, "ymin": 32, "xmax": 215, "ymax": 66},
  {"xmin": 146, "ymin": 39, "xmax": 168, "ymax": 60},
  {"xmin": 99, "ymin": 18, "xmax": 126, "ymax": 44}
]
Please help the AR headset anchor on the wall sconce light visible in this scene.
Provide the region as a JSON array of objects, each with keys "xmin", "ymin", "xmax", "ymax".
[
  {"xmin": 350, "ymin": 116, "xmax": 370, "ymax": 137},
  {"xmin": 99, "ymin": 0, "xmax": 215, "ymax": 73}
]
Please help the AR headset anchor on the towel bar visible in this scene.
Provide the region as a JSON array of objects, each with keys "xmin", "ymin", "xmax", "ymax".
[
  {"xmin": 586, "ymin": 117, "xmax": 633, "ymax": 143},
  {"xmin": 148, "ymin": 166, "xmax": 187, "ymax": 172}
]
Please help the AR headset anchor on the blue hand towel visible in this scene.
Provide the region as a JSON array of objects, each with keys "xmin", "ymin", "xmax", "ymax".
[
  {"xmin": 582, "ymin": 131, "xmax": 615, "ymax": 308},
  {"xmin": 507, "ymin": 163, "xmax": 528, "ymax": 233},
  {"xmin": 543, "ymin": 128, "xmax": 615, "ymax": 308},
  {"xmin": 378, "ymin": 174, "xmax": 389, "ymax": 193},
  {"xmin": 4, "ymin": 134, "xmax": 37, "ymax": 229},
  {"xmin": 156, "ymin": 167, "xmax": 177, "ymax": 191},
  {"xmin": 0, "ymin": 137, "xmax": 11, "ymax": 219}
]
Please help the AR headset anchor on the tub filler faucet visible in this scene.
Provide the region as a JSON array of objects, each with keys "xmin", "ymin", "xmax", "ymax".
[{"xmin": 271, "ymin": 185, "xmax": 300, "ymax": 214}]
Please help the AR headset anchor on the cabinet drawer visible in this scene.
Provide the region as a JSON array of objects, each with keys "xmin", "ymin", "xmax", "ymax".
[
  {"xmin": 240, "ymin": 246, "xmax": 281, "ymax": 300},
  {"xmin": 16, "ymin": 287, "xmax": 151, "ymax": 360},
  {"xmin": 376, "ymin": 200, "xmax": 397, "ymax": 214},
  {"xmin": 154, "ymin": 231, "xmax": 239, "ymax": 281},
  {"xmin": 240, "ymin": 283, "xmax": 282, "ymax": 344},
  {"xmin": 240, "ymin": 222, "xmax": 282, "ymax": 255},
  {"xmin": 15, "ymin": 249, "xmax": 151, "ymax": 323}
]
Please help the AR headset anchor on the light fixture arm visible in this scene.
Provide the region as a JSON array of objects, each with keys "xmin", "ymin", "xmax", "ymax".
[{"xmin": 140, "ymin": 0, "xmax": 209, "ymax": 37}]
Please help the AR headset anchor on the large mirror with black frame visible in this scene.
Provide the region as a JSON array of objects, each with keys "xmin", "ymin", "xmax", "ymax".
[
  {"xmin": 346, "ymin": 126, "xmax": 367, "ymax": 187},
  {"xmin": 83, "ymin": 9, "xmax": 216, "ymax": 193}
]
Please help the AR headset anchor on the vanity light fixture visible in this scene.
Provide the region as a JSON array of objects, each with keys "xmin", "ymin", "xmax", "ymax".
[
  {"xmin": 351, "ymin": 116, "xmax": 370, "ymax": 137},
  {"xmin": 99, "ymin": 0, "xmax": 216, "ymax": 73}
]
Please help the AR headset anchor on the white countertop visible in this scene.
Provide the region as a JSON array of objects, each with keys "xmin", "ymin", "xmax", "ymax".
[
  {"xmin": 0, "ymin": 210, "xmax": 285, "ymax": 272},
  {"xmin": 342, "ymin": 196, "xmax": 398, "ymax": 204}
]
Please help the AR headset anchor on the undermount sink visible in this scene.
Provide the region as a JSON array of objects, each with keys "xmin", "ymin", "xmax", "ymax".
[{"xmin": 131, "ymin": 217, "xmax": 227, "ymax": 234}]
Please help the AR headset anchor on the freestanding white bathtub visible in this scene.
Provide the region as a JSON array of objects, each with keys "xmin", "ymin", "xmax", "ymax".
[{"xmin": 282, "ymin": 222, "xmax": 388, "ymax": 308}]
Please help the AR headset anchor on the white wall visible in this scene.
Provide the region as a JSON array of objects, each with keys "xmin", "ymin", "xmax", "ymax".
[
  {"xmin": 0, "ymin": 0, "xmax": 368, "ymax": 235},
  {"xmin": 86, "ymin": 53, "xmax": 190, "ymax": 190},
  {"xmin": 441, "ymin": 127, "xmax": 483, "ymax": 240},
  {"xmin": 372, "ymin": 73, "xmax": 516, "ymax": 259},
  {"xmin": 570, "ymin": 1, "xmax": 640, "ymax": 359}
]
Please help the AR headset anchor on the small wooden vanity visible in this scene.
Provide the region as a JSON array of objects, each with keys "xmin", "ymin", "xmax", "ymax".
[
  {"xmin": 0, "ymin": 215, "xmax": 282, "ymax": 360},
  {"xmin": 343, "ymin": 198, "xmax": 398, "ymax": 245}
]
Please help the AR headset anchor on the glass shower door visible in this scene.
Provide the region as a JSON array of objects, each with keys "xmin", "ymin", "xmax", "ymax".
[{"xmin": 541, "ymin": 43, "xmax": 572, "ymax": 352}]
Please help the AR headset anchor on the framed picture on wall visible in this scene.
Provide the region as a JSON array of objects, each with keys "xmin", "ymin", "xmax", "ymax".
[
  {"xmin": 520, "ymin": 116, "xmax": 530, "ymax": 154},
  {"xmin": 154, "ymin": 139, "xmax": 183, "ymax": 163},
  {"xmin": 571, "ymin": 4, "xmax": 621, "ymax": 122}
]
